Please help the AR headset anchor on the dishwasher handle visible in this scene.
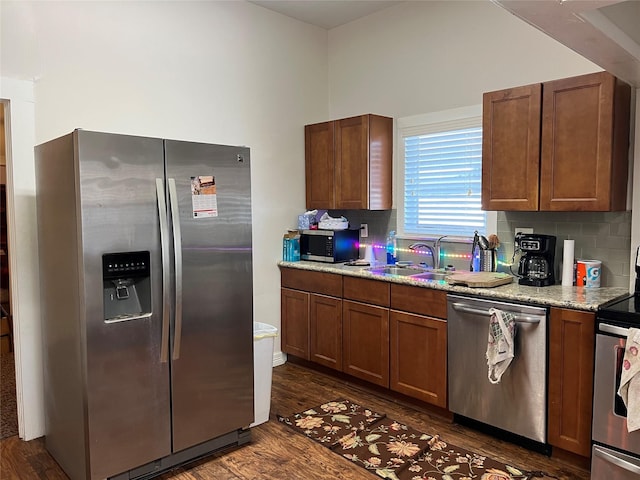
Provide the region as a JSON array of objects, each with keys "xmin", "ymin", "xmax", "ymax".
[{"xmin": 450, "ymin": 302, "xmax": 544, "ymax": 324}]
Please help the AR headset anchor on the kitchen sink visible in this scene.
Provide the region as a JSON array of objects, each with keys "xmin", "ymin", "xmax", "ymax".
[
  {"xmin": 365, "ymin": 266, "xmax": 427, "ymax": 277},
  {"xmin": 410, "ymin": 271, "xmax": 449, "ymax": 281},
  {"xmin": 364, "ymin": 265, "xmax": 450, "ymax": 281}
]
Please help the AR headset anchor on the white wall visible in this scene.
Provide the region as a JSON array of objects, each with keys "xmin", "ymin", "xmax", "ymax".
[
  {"xmin": 327, "ymin": 1, "xmax": 600, "ymax": 120},
  {"xmin": 1, "ymin": 0, "xmax": 328, "ymax": 439}
]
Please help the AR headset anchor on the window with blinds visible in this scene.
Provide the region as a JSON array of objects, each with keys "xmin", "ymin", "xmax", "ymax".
[{"xmin": 400, "ymin": 114, "xmax": 485, "ymax": 237}]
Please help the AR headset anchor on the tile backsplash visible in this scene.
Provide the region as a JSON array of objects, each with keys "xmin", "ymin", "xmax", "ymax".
[
  {"xmin": 498, "ymin": 211, "xmax": 632, "ymax": 288},
  {"xmin": 330, "ymin": 209, "xmax": 632, "ymax": 288}
]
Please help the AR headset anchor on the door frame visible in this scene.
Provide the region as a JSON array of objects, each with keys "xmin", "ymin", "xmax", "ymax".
[{"xmin": 1, "ymin": 78, "xmax": 45, "ymax": 440}]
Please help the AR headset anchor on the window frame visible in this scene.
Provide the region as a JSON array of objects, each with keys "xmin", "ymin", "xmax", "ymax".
[{"xmin": 395, "ymin": 105, "xmax": 496, "ymax": 241}]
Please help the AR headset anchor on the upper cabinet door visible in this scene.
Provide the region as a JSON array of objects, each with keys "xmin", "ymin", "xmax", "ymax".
[
  {"xmin": 335, "ymin": 115, "xmax": 369, "ymax": 210},
  {"xmin": 335, "ymin": 114, "xmax": 393, "ymax": 210},
  {"xmin": 305, "ymin": 121, "xmax": 336, "ymax": 209},
  {"xmin": 481, "ymin": 84, "xmax": 542, "ymax": 211},
  {"xmin": 540, "ymin": 71, "xmax": 631, "ymax": 211}
]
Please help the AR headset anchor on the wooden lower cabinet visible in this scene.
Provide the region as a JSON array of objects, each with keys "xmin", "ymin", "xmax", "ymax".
[
  {"xmin": 309, "ymin": 294, "xmax": 342, "ymax": 370},
  {"xmin": 281, "ymin": 288, "xmax": 310, "ymax": 360},
  {"xmin": 281, "ymin": 288, "xmax": 343, "ymax": 371},
  {"xmin": 281, "ymin": 268, "xmax": 343, "ymax": 366},
  {"xmin": 390, "ymin": 310, "xmax": 447, "ymax": 408},
  {"xmin": 547, "ymin": 307, "xmax": 595, "ymax": 457},
  {"xmin": 342, "ymin": 300, "xmax": 390, "ymax": 387}
]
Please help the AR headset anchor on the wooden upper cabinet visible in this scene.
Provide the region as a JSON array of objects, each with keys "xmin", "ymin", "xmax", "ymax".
[
  {"xmin": 540, "ymin": 72, "xmax": 631, "ymax": 211},
  {"xmin": 481, "ymin": 71, "xmax": 631, "ymax": 212},
  {"xmin": 482, "ymin": 83, "xmax": 541, "ymax": 211},
  {"xmin": 305, "ymin": 114, "xmax": 393, "ymax": 211},
  {"xmin": 305, "ymin": 121, "xmax": 335, "ymax": 209}
]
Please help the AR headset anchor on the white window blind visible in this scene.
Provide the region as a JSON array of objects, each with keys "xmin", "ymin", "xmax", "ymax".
[{"xmin": 402, "ymin": 116, "xmax": 485, "ymax": 237}]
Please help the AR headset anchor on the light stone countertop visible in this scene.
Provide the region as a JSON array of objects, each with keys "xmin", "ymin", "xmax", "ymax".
[{"xmin": 278, "ymin": 260, "xmax": 631, "ymax": 312}]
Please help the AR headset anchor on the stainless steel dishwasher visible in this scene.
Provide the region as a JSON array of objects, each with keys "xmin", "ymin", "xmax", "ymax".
[{"xmin": 447, "ymin": 294, "xmax": 548, "ymax": 444}]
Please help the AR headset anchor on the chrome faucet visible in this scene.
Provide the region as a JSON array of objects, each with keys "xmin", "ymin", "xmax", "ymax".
[
  {"xmin": 408, "ymin": 243, "xmax": 437, "ymax": 269},
  {"xmin": 409, "ymin": 235, "xmax": 448, "ymax": 270},
  {"xmin": 435, "ymin": 235, "xmax": 448, "ymax": 269}
]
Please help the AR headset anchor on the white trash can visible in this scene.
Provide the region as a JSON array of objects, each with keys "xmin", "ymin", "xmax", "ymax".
[{"xmin": 251, "ymin": 322, "xmax": 278, "ymax": 427}]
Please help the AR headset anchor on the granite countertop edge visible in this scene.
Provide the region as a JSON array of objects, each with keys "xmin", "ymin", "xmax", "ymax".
[{"xmin": 278, "ymin": 261, "xmax": 630, "ymax": 312}]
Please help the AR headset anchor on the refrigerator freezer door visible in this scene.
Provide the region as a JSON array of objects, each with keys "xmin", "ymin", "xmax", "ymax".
[
  {"xmin": 77, "ymin": 131, "xmax": 171, "ymax": 478},
  {"xmin": 164, "ymin": 141, "xmax": 254, "ymax": 452}
]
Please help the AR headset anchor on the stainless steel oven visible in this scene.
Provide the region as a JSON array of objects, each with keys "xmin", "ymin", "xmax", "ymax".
[
  {"xmin": 593, "ymin": 245, "xmax": 640, "ymax": 480},
  {"xmin": 592, "ymin": 320, "xmax": 640, "ymax": 478}
]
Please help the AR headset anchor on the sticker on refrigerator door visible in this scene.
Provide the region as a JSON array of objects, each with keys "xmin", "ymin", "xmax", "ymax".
[{"xmin": 191, "ymin": 175, "xmax": 218, "ymax": 218}]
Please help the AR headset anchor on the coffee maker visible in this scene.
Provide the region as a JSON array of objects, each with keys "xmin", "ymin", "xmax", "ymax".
[{"xmin": 516, "ymin": 233, "xmax": 556, "ymax": 287}]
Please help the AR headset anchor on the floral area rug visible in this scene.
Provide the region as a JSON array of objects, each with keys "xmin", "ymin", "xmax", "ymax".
[{"xmin": 278, "ymin": 399, "xmax": 552, "ymax": 480}]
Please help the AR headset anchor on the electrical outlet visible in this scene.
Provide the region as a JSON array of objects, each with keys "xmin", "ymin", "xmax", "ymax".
[
  {"xmin": 360, "ymin": 223, "xmax": 369, "ymax": 238},
  {"xmin": 514, "ymin": 227, "xmax": 533, "ymax": 239}
]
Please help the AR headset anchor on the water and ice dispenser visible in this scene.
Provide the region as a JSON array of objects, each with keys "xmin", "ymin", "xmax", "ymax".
[{"xmin": 102, "ymin": 251, "xmax": 152, "ymax": 322}]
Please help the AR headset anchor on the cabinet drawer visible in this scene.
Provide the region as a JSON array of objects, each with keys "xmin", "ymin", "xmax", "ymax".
[
  {"xmin": 390, "ymin": 284, "xmax": 447, "ymax": 319},
  {"xmin": 343, "ymin": 276, "xmax": 390, "ymax": 307},
  {"xmin": 281, "ymin": 268, "xmax": 342, "ymax": 297}
]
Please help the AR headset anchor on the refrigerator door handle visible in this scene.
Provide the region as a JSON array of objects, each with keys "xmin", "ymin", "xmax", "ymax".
[
  {"xmin": 168, "ymin": 178, "xmax": 183, "ymax": 360},
  {"xmin": 156, "ymin": 178, "xmax": 170, "ymax": 363}
]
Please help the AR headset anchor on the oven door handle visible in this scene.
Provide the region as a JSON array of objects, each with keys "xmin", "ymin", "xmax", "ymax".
[
  {"xmin": 599, "ymin": 323, "xmax": 629, "ymax": 337},
  {"xmin": 593, "ymin": 445, "xmax": 640, "ymax": 474}
]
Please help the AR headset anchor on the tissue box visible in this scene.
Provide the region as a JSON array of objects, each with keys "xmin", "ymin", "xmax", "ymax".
[{"xmin": 298, "ymin": 214, "xmax": 316, "ymax": 230}]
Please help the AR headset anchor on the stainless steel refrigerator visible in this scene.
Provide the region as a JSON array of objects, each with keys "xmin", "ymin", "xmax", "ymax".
[{"xmin": 35, "ymin": 130, "xmax": 254, "ymax": 480}]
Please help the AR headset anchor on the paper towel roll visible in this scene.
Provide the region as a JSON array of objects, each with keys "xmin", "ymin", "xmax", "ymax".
[
  {"xmin": 561, "ymin": 240, "xmax": 575, "ymax": 286},
  {"xmin": 363, "ymin": 245, "xmax": 375, "ymax": 264}
]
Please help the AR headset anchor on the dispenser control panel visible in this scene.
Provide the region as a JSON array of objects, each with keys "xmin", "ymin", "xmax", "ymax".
[{"xmin": 102, "ymin": 251, "xmax": 150, "ymax": 279}]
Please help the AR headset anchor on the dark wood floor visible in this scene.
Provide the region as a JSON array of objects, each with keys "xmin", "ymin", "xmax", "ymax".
[{"xmin": 0, "ymin": 361, "xmax": 590, "ymax": 479}]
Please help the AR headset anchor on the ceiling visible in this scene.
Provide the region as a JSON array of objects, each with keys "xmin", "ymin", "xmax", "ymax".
[
  {"xmin": 248, "ymin": 0, "xmax": 403, "ymax": 29},
  {"xmin": 250, "ymin": 0, "xmax": 640, "ymax": 87},
  {"xmin": 494, "ymin": 0, "xmax": 640, "ymax": 87}
]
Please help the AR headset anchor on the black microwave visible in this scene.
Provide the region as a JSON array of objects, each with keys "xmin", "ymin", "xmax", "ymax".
[{"xmin": 300, "ymin": 229, "xmax": 359, "ymax": 263}]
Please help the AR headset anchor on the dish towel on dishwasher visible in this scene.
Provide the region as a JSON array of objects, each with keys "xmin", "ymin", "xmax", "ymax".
[
  {"xmin": 486, "ymin": 308, "xmax": 516, "ymax": 384},
  {"xmin": 617, "ymin": 327, "xmax": 640, "ymax": 432}
]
